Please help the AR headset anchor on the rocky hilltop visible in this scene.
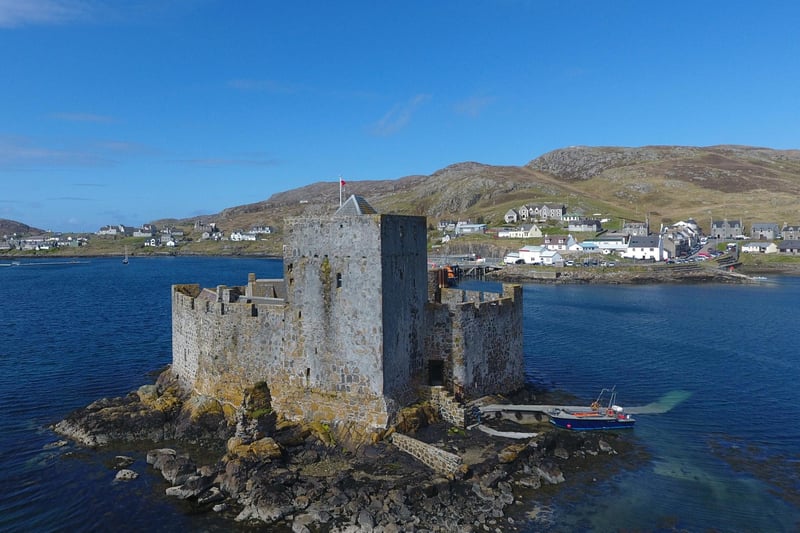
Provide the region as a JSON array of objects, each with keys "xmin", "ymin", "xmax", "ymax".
[
  {"xmin": 149, "ymin": 145, "xmax": 800, "ymax": 238},
  {"xmin": 0, "ymin": 218, "xmax": 44, "ymax": 237}
]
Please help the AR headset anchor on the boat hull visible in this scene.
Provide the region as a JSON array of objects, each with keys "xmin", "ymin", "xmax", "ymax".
[{"xmin": 549, "ymin": 413, "xmax": 635, "ymax": 431}]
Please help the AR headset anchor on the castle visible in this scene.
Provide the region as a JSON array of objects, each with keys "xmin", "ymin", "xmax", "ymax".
[{"xmin": 171, "ymin": 196, "xmax": 524, "ymax": 434}]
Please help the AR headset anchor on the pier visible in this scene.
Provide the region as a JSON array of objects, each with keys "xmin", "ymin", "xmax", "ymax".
[{"xmin": 428, "ymin": 256, "xmax": 504, "ymax": 280}]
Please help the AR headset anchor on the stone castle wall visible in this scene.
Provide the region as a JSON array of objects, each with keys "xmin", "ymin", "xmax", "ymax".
[
  {"xmin": 172, "ymin": 284, "xmax": 290, "ymax": 408},
  {"xmin": 171, "ymin": 212, "xmax": 523, "ymax": 433},
  {"xmin": 425, "ymin": 285, "xmax": 524, "ymax": 401}
]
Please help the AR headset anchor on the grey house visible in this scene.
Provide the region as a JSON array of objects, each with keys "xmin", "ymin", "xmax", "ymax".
[
  {"xmin": 778, "ymin": 240, "xmax": 800, "ymax": 254},
  {"xmin": 711, "ymin": 219, "xmax": 743, "ymax": 239},
  {"xmin": 781, "ymin": 225, "xmax": 800, "ymax": 240},
  {"xmin": 750, "ymin": 223, "xmax": 780, "ymax": 240}
]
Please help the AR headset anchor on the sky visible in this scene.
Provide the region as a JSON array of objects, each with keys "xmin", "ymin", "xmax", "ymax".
[{"xmin": 1, "ymin": 1, "xmax": 799, "ymax": 233}]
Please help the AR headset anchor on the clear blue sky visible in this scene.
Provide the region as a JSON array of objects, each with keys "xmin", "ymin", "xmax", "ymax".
[{"xmin": 1, "ymin": 1, "xmax": 798, "ymax": 233}]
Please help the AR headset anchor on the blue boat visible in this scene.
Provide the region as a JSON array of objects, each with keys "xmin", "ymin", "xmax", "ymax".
[{"xmin": 548, "ymin": 387, "xmax": 635, "ymax": 431}]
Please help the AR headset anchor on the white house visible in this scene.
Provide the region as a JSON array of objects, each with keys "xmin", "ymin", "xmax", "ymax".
[
  {"xmin": 742, "ymin": 241, "xmax": 778, "ymax": 254},
  {"xmin": 540, "ymin": 250, "xmax": 564, "ymax": 266},
  {"xmin": 543, "ymin": 234, "xmax": 575, "ymax": 251},
  {"xmin": 518, "ymin": 245, "xmax": 545, "ymax": 264},
  {"xmin": 499, "ymin": 223, "xmax": 543, "ymax": 239},
  {"xmin": 230, "ymin": 231, "xmax": 257, "ymax": 242},
  {"xmin": 251, "ymin": 225, "xmax": 274, "ymax": 234},
  {"xmin": 621, "ymin": 235, "xmax": 665, "ymax": 261},
  {"xmin": 570, "ymin": 241, "xmax": 599, "ymax": 253},
  {"xmin": 454, "ymin": 222, "xmax": 487, "ymax": 235},
  {"xmin": 588, "ymin": 233, "xmax": 629, "ymax": 254}
]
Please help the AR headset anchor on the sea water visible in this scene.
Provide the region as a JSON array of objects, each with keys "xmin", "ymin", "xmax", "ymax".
[{"xmin": 1, "ymin": 258, "xmax": 798, "ymax": 531}]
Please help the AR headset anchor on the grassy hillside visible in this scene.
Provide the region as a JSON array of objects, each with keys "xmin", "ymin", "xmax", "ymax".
[
  {"xmin": 168, "ymin": 145, "xmax": 799, "ymax": 236},
  {"xmin": 5, "ymin": 145, "xmax": 799, "ymax": 258}
]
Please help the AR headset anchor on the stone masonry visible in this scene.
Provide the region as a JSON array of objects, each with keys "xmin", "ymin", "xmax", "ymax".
[
  {"xmin": 171, "ymin": 195, "xmax": 524, "ymax": 435},
  {"xmin": 390, "ymin": 433, "xmax": 463, "ymax": 476}
]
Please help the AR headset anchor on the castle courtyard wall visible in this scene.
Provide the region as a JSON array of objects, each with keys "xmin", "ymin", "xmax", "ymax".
[
  {"xmin": 426, "ymin": 285, "xmax": 523, "ymax": 400},
  {"xmin": 172, "ymin": 285, "xmax": 290, "ymax": 408}
]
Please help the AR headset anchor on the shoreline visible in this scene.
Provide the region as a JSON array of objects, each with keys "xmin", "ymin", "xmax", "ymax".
[
  {"xmin": 487, "ymin": 262, "xmax": 800, "ymax": 284},
  {"xmin": 51, "ymin": 372, "xmax": 638, "ymax": 531},
  {"xmin": 5, "ymin": 250, "xmax": 799, "ymax": 282}
]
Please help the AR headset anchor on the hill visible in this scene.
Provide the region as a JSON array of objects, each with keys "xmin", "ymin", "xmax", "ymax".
[
  {"xmin": 159, "ymin": 145, "xmax": 800, "ymax": 237},
  {"xmin": 0, "ymin": 219, "xmax": 45, "ymax": 237}
]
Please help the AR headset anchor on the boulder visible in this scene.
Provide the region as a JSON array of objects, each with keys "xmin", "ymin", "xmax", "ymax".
[
  {"xmin": 165, "ymin": 474, "xmax": 213, "ymax": 499},
  {"xmin": 114, "ymin": 469, "xmax": 138, "ymax": 481},
  {"xmin": 536, "ymin": 463, "xmax": 565, "ymax": 485},
  {"xmin": 157, "ymin": 453, "xmax": 196, "ymax": 485},
  {"xmin": 226, "ymin": 436, "xmax": 283, "ymax": 460}
]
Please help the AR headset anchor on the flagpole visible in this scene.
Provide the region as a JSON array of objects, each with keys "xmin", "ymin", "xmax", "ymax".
[{"xmin": 339, "ymin": 175, "xmax": 344, "ymax": 207}]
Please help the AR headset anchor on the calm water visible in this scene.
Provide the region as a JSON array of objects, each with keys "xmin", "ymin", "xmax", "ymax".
[{"xmin": 1, "ymin": 257, "xmax": 798, "ymax": 532}]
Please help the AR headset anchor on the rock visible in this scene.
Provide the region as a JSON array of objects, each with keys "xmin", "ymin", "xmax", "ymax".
[
  {"xmin": 137, "ymin": 384, "xmax": 159, "ymax": 405},
  {"xmin": 357, "ymin": 510, "xmax": 375, "ymax": 530},
  {"xmin": 197, "ymin": 486, "xmax": 225, "ymax": 505},
  {"xmin": 235, "ymin": 489, "xmax": 296, "ymax": 523},
  {"xmin": 166, "ymin": 485, "xmax": 196, "ymax": 499},
  {"xmin": 293, "ymin": 494, "xmax": 310, "ymax": 510},
  {"xmin": 497, "ymin": 442, "xmax": 527, "ymax": 464},
  {"xmin": 471, "ymin": 483, "xmax": 493, "ymax": 502},
  {"xmin": 553, "ymin": 447, "xmax": 569, "ymax": 460},
  {"xmin": 158, "ymin": 453, "xmax": 196, "ymax": 485},
  {"xmin": 536, "ymin": 463, "xmax": 565, "ymax": 485},
  {"xmin": 227, "ymin": 436, "xmax": 282, "ymax": 460},
  {"xmin": 53, "ymin": 392, "xmax": 173, "ymax": 446},
  {"xmin": 174, "ymin": 395, "xmax": 230, "ymax": 443},
  {"xmin": 115, "ymin": 455, "xmax": 135, "ymax": 468},
  {"xmin": 517, "ymin": 475, "xmax": 541, "ymax": 489},
  {"xmin": 114, "ymin": 469, "xmax": 138, "ymax": 481},
  {"xmin": 164, "ymin": 472, "xmax": 214, "ymax": 499},
  {"xmin": 481, "ymin": 468, "xmax": 506, "ymax": 489},
  {"xmin": 146, "ymin": 448, "xmax": 176, "ymax": 468},
  {"xmin": 52, "ymin": 375, "xmax": 637, "ymax": 531},
  {"xmin": 598, "ymin": 439, "xmax": 616, "ymax": 454},
  {"xmin": 291, "ymin": 513, "xmax": 314, "ymax": 533}
]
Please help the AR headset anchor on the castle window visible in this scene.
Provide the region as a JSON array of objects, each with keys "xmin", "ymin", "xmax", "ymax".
[
  {"xmin": 336, "ymin": 273, "xmax": 342, "ymax": 288},
  {"xmin": 305, "ymin": 367, "xmax": 310, "ymax": 388}
]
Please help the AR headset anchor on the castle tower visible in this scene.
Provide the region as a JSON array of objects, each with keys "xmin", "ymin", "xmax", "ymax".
[{"xmin": 274, "ymin": 195, "xmax": 428, "ymax": 429}]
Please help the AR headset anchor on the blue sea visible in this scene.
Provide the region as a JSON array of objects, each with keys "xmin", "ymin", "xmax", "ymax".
[{"xmin": 1, "ymin": 257, "xmax": 799, "ymax": 532}]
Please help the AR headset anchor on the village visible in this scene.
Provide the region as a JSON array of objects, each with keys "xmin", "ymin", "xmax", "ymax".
[{"xmin": 2, "ymin": 200, "xmax": 800, "ymax": 265}]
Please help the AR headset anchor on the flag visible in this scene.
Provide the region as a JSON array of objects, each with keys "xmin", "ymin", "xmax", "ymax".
[{"xmin": 340, "ymin": 177, "xmax": 346, "ymax": 186}]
